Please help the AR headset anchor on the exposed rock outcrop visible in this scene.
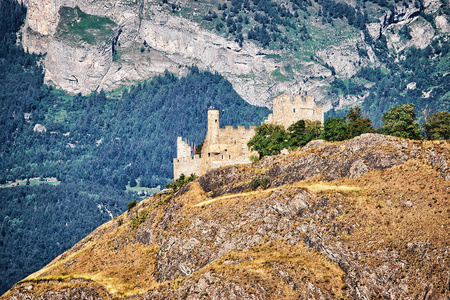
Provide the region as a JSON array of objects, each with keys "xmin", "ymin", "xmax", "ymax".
[
  {"xmin": 200, "ymin": 134, "xmax": 449, "ymax": 197},
  {"xmin": 316, "ymin": 37, "xmax": 376, "ymax": 78},
  {"xmin": 366, "ymin": 4, "xmax": 422, "ymax": 40},
  {"xmin": 435, "ymin": 15, "xmax": 450, "ymax": 32},
  {"xmin": 2, "ymin": 134, "xmax": 449, "ymax": 300},
  {"xmin": 33, "ymin": 124, "xmax": 47, "ymax": 133},
  {"xmin": 16, "ymin": 0, "xmax": 377, "ymax": 107},
  {"xmin": 16, "ymin": 0, "xmax": 285, "ymax": 106}
]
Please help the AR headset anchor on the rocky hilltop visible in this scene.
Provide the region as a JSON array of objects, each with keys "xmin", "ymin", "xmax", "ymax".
[
  {"xmin": 2, "ymin": 134, "xmax": 449, "ymax": 299},
  {"xmin": 16, "ymin": 0, "xmax": 449, "ymax": 107}
]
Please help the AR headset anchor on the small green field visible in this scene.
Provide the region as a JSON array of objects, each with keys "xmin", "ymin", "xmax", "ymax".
[
  {"xmin": 1, "ymin": 177, "xmax": 61, "ymax": 188},
  {"xmin": 125, "ymin": 181, "xmax": 160, "ymax": 198}
]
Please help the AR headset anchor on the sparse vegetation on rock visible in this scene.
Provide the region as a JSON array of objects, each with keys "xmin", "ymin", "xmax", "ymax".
[
  {"xmin": 165, "ymin": 173, "xmax": 198, "ymax": 194},
  {"xmin": 3, "ymin": 134, "xmax": 449, "ymax": 300},
  {"xmin": 127, "ymin": 200, "xmax": 137, "ymax": 212}
]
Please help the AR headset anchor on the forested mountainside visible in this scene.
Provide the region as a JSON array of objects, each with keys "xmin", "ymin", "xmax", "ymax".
[
  {"xmin": 0, "ymin": 0, "xmax": 269, "ymax": 294},
  {"xmin": 2, "ymin": 134, "xmax": 449, "ymax": 299},
  {"xmin": 18, "ymin": 0, "xmax": 450, "ymax": 121}
]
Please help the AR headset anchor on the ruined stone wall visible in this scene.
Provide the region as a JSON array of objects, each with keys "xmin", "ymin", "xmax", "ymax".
[
  {"xmin": 266, "ymin": 94, "xmax": 324, "ymax": 128},
  {"xmin": 176, "ymin": 137, "xmax": 192, "ymax": 159},
  {"xmin": 173, "ymin": 137, "xmax": 201, "ymax": 179},
  {"xmin": 173, "ymin": 155, "xmax": 201, "ymax": 180},
  {"xmin": 200, "ymin": 111, "xmax": 257, "ymax": 175},
  {"xmin": 174, "ymin": 94, "xmax": 324, "ymax": 179}
]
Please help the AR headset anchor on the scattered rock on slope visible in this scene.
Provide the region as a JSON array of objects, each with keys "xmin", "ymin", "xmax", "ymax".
[{"xmin": 2, "ymin": 134, "xmax": 449, "ymax": 300}]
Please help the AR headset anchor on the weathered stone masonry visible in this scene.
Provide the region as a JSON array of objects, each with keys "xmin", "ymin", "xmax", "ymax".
[
  {"xmin": 173, "ymin": 94, "xmax": 324, "ymax": 179},
  {"xmin": 200, "ymin": 110, "xmax": 258, "ymax": 176},
  {"xmin": 173, "ymin": 137, "xmax": 202, "ymax": 180},
  {"xmin": 265, "ymin": 94, "xmax": 324, "ymax": 128}
]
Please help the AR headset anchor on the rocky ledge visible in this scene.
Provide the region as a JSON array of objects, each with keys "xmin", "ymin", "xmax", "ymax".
[{"xmin": 2, "ymin": 134, "xmax": 449, "ymax": 299}]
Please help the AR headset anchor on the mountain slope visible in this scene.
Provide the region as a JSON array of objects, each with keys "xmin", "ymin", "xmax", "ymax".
[
  {"xmin": 3, "ymin": 134, "xmax": 449, "ymax": 299},
  {"xmin": 17, "ymin": 0, "xmax": 450, "ymax": 117}
]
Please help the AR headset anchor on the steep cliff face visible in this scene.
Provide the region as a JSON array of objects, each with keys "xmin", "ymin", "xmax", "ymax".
[
  {"xmin": 18, "ymin": 0, "xmax": 447, "ymax": 107},
  {"xmin": 2, "ymin": 134, "xmax": 449, "ymax": 299},
  {"xmin": 18, "ymin": 0, "xmax": 285, "ymax": 106},
  {"xmin": 136, "ymin": 9, "xmax": 280, "ymax": 106},
  {"xmin": 19, "ymin": 0, "xmax": 183, "ymax": 97}
]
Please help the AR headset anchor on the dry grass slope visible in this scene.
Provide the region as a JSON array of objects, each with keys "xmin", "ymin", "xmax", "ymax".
[{"xmin": 2, "ymin": 134, "xmax": 449, "ymax": 299}]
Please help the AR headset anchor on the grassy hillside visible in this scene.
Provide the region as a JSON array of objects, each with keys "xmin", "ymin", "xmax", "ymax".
[
  {"xmin": 3, "ymin": 134, "xmax": 448, "ymax": 299},
  {"xmin": 55, "ymin": 6, "xmax": 116, "ymax": 45}
]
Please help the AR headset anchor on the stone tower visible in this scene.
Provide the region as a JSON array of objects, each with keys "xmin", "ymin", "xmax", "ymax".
[
  {"xmin": 200, "ymin": 110, "xmax": 257, "ymax": 175},
  {"xmin": 174, "ymin": 93, "xmax": 324, "ymax": 179},
  {"xmin": 173, "ymin": 137, "xmax": 201, "ymax": 180},
  {"xmin": 176, "ymin": 137, "xmax": 192, "ymax": 159},
  {"xmin": 207, "ymin": 110, "xmax": 220, "ymax": 153}
]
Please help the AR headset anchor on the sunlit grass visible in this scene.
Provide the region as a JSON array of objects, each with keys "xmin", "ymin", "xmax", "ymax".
[{"xmin": 295, "ymin": 182, "xmax": 362, "ymax": 193}]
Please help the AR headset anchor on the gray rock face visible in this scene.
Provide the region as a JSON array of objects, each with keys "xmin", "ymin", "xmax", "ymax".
[
  {"xmin": 8, "ymin": 279, "xmax": 111, "ymax": 299},
  {"xmin": 200, "ymin": 134, "xmax": 449, "ymax": 197},
  {"xmin": 380, "ymin": 5, "xmax": 422, "ymax": 33},
  {"xmin": 33, "ymin": 124, "xmax": 47, "ymax": 133},
  {"xmin": 16, "ymin": 0, "xmax": 283, "ymax": 106},
  {"xmin": 44, "ymin": 38, "xmax": 113, "ymax": 94},
  {"xmin": 435, "ymin": 15, "xmax": 450, "ymax": 32},
  {"xmin": 3, "ymin": 134, "xmax": 449, "ymax": 300},
  {"xmin": 15, "ymin": 0, "xmax": 448, "ymax": 110},
  {"xmin": 365, "ymin": 0, "xmax": 444, "ymax": 43},
  {"xmin": 16, "ymin": 0, "xmax": 373, "ymax": 107},
  {"xmin": 316, "ymin": 36, "xmax": 376, "ymax": 78},
  {"xmin": 426, "ymin": 147, "xmax": 450, "ymax": 180},
  {"xmin": 136, "ymin": 12, "xmax": 280, "ymax": 106}
]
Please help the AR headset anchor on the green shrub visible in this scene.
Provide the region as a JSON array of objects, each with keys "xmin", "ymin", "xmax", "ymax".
[
  {"xmin": 127, "ymin": 200, "xmax": 137, "ymax": 211},
  {"xmin": 250, "ymin": 154, "xmax": 260, "ymax": 163},
  {"xmin": 260, "ymin": 178, "xmax": 270, "ymax": 189},
  {"xmin": 131, "ymin": 210, "xmax": 148, "ymax": 228},
  {"xmin": 250, "ymin": 178, "xmax": 261, "ymax": 190},
  {"xmin": 165, "ymin": 173, "xmax": 198, "ymax": 193}
]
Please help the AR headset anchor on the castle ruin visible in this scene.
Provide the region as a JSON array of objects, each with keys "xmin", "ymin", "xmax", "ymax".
[
  {"xmin": 200, "ymin": 110, "xmax": 258, "ymax": 176},
  {"xmin": 173, "ymin": 94, "xmax": 324, "ymax": 179},
  {"xmin": 173, "ymin": 137, "xmax": 202, "ymax": 180},
  {"xmin": 265, "ymin": 94, "xmax": 324, "ymax": 128}
]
